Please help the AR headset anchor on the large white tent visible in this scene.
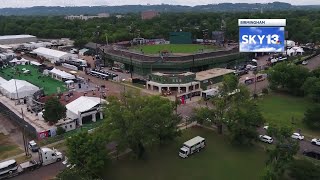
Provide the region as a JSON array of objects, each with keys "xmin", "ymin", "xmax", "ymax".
[
  {"xmin": 0, "ymin": 77, "xmax": 7, "ymax": 85},
  {"xmin": 49, "ymin": 68, "xmax": 75, "ymax": 81},
  {"xmin": 0, "ymin": 79, "xmax": 40, "ymax": 99},
  {"xmin": 32, "ymin": 47, "xmax": 72, "ymax": 63},
  {"xmin": 66, "ymin": 96, "xmax": 106, "ymax": 126}
]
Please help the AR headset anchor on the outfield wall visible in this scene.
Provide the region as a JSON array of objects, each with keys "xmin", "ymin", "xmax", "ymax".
[{"xmin": 101, "ymin": 46, "xmax": 248, "ymax": 76}]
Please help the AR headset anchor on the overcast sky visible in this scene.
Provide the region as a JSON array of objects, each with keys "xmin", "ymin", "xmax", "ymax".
[{"xmin": 0, "ymin": 0, "xmax": 319, "ymax": 8}]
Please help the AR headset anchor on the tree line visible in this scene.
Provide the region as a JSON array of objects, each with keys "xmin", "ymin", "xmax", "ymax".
[{"xmin": 1, "ymin": 11, "xmax": 320, "ymax": 48}]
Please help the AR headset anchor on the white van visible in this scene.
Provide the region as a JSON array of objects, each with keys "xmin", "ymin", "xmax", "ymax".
[
  {"xmin": 179, "ymin": 136, "xmax": 205, "ymax": 158},
  {"xmin": 259, "ymin": 135, "xmax": 273, "ymax": 144}
]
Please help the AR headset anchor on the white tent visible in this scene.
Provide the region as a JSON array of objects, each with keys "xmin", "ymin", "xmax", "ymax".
[
  {"xmin": 0, "ymin": 79, "xmax": 40, "ymax": 99},
  {"xmin": 30, "ymin": 61, "xmax": 42, "ymax": 66},
  {"xmin": 9, "ymin": 58, "xmax": 29, "ymax": 65},
  {"xmin": 32, "ymin": 47, "xmax": 72, "ymax": 63},
  {"xmin": 66, "ymin": 96, "xmax": 106, "ymax": 125},
  {"xmin": 0, "ymin": 77, "xmax": 7, "ymax": 85},
  {"xmin": 49, "ymin": 68, "xmax": 75, "ymax": 80}
]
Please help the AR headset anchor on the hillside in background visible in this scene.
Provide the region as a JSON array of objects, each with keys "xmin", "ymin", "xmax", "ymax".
[{"xmin": 0, "ymin": 2, "xmax": 320, "ymax": 16}]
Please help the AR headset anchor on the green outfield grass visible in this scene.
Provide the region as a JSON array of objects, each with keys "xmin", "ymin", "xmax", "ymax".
[
  {"xmin": 104, "ymin": 127, "xmax": 267, "ymax": 180},
  {"xmin": 0, "ymin": 65, "xmax": 67, "ymax": 95},
  {"xmin": 130, "ymin": 44, "xmax": 218, "ymax": 54},
  {"xmin": 258, "ymin": 93, "xmax": 320, "ymax": 137}
]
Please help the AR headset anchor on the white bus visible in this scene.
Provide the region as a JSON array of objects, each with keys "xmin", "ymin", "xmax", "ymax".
[{"xmin": 0, "ymin": 160, "xmax": 18, "ymax": 176}]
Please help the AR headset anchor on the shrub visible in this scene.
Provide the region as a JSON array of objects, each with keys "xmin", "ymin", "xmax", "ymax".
[
  {"xmin": 262, "ymin": 88, "xmax": 269, "ymax": 94},
  {"xmin": 56, "ymin": 126, "xmax": 66, "ymax": 135}
]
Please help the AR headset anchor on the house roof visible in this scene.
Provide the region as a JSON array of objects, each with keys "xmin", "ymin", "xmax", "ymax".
[{"xmin": 66, "ymin": 96, "xmax": 106, "ymax": 115}]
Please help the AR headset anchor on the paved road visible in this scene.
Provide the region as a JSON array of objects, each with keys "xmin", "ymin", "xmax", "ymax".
[{"xmin": 11, "ymin": 161, "xmax": 65, "ymax": 180}]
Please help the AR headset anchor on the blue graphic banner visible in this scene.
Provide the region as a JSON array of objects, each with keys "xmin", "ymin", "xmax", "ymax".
[{"xmin": 239, "ymin": 27, "xmax": 285, "ymax": 52}]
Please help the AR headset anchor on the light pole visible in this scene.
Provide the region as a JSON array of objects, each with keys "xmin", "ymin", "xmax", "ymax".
[
  {"xmin": 21, "ymin": 108, "xmax": 29, "ymax": 157},
  {"xmin": 253, "ymin": 70, "xmax": 258, "ymax": 97},
  {"xmin": 14, "ymin": 79, "xmax": 19, "ymax": 105},
  {"xmin": 130, "ymin": 56, "xmax": 133, "ymax": 79}
]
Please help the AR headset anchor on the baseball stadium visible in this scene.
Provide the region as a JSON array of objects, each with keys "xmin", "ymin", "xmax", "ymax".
[{"xmin": 99, "ymin": 32, "xmax": 248, "ymax": 76}]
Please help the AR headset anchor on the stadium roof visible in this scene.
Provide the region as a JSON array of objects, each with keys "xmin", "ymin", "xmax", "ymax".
[{"xmin": 195, "ymin": 68, "xmax": 235, "ymax": 81}]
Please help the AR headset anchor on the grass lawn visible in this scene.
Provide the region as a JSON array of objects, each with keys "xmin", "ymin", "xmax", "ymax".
[
  {"xmin": 0, "ymin": 133, "xmax": 23, "ymax": 161},
  {"xmin": 257, "ymin": 93, "xmax": 320, "ymax": 137},
  {"xmin": 130, "ymin": 44, "xmax": 218, "ymax": 54},
  {"xmin": 0, "ymin": 65, "xmax": 67, "ymax": 95},
  {"xmin": 104, "ymin": 127, "xmax": 267, "ymax": 180}
]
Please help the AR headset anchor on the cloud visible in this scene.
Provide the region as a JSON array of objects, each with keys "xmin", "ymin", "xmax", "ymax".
[
  {"xmin": 240, "ymin": 42, "xmax": 284, "ymax": 52},
  {"xmin": 249, "ymin": 27, "xmax": 263, "ymax": 34},
  {"xmin": 278, "ymin": 27, "xmax": 285, "ymax": 31}
]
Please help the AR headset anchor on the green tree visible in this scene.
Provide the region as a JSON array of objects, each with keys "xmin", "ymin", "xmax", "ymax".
[
  {"xmin": 268, "ymin": 63, "xmax": 309, "ymax": 95},
  {"xmin": 289, "ymin": 159, "xmax": 320, "ymax": 180},
  {"xmin": 66, "ymin": 131, "xmax": 109, "ymax": 177},
  {"xmin": 303, "ymin": 105, "xmax": 320, "ymax": 129},
  {"xmin": 221, "ymin": 74, "xmax": 239, "ymax": 93},
  {"xmin": 56, "ymin": 168, "xmax": 93, "ymax": 180},
  {"xmin": 43, "ymin": 97, "xmax": 66, "ymax": 124},
  {"xmin": 226, "ymin": 91, "xmax": 264, "ymax": 145},
  {"xmin": 262, "ymin": 126, "xmax": 299, "ymax": 180},
  {"xmin": 302, "ymin": 77, "xmax": 320, "ymax": 102},
  {"xmin": 103, "ymin": 94, "xmax": 181, "ymax": 159},
  {"xmin": 56, "ymin": 126, "xmax": 66, "ymax": 135}
]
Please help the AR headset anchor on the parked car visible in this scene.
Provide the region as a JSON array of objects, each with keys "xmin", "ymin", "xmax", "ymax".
[
  {"xmin": 311, "ymin": 138, "xmax": 320, "ymax": 146},
  {"xmin": 302, "ymin": 151, "xmax": 320, "ymax": 160},
  {"xmin": 259, "ymin": 135, "xmax": 273, "ymax": 144},
  {"xmin": 291, "ymin": 133, "xmax": 304, "ymax": 140},
  {"xmin": 28, "ymin": 140, "xmax": 39, "ymax": 152},
  {"xmin": 302, "ymin": 60, "xmax": 308, "ymax": 65}
]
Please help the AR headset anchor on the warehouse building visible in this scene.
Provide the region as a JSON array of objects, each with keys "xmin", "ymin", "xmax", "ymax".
[{"xmin": 0, "ymin": 35, "xmax": 37, "ymax": 45}]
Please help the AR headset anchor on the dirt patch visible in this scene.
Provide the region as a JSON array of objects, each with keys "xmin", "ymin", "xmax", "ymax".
[
  {"xmin": 0, "ymin": 113, "xmax": 24, "ymax": 150},
  {"xmin": 0, "ymin": 133, "xmax": 23, "ymax": 160}
]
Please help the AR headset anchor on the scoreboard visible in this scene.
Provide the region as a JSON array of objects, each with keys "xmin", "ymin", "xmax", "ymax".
[{"xmin": 238, "ymin": 19, "xmax": 286, "ymax": 53}]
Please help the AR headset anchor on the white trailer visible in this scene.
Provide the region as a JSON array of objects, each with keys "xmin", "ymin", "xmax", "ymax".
[{"xmin": 179, "ymin": 136, "xmax": 206, "ymax": 158}]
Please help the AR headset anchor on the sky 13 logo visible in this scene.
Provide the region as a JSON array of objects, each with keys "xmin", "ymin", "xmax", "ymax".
[{"xmin": 242, "ymin": 34, "xmax": 281, "ymax": 45}]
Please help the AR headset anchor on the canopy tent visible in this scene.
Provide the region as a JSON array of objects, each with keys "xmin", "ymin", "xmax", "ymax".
[
  {"xmin": 49, "ymin": 68, "xmax": 75, "ymax": 81},
  {"xmin": 284, "ymin": 47, "xmax": 304, "ymax": 56},
  {"xmin": 0, "ymin": 77, "xmax": 7, "ymax": 85},
  {"xmin": 0, "ymin": 79, "xmax": 40, "ymax": 99},
  {"xmin": 9, "ymin": 58, "xmax": 29, "ymax": 65},
  {"xmin": 66, "ymin": 96, "xmax": 106, "ymax": 120},
  {"xmin": 32, "ymin": 47, "xmax": 72, "ymax": 63}
]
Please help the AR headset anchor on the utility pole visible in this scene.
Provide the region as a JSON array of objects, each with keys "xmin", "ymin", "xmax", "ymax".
[
  {"xmin": 21, "ymin": 108, "xmax": 29, "ymax": 157},
  {"xmin": 130, "ymin": 56, "xmax": 133, "ymax": 79},
  {"xmin": 14, "ymin": 79, "xmax": 19, "ymax": 105}
]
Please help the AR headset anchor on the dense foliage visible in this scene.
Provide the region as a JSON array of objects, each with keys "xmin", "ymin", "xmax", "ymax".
[
  {"xmin": 303, "ymin": 105, "xmax": 320, "ymax": 129},
  {"xmin": 192, "ymin": 74, "xmax": 264, "ymax": 145},
  {"xmin": 43, "ymin": 96, "xmax": 66, "ymax": 124},
  {"xmin": 289, "ymin": 159, "xmax": 320, "ymax": 180},
  {"xmin": 66, "ymin": 131, "xmax": 109, "ymax": 178},
  {"xmin": 262, "ymin": 126, "xmax": 299, "ymax": 180},
  {"xmin": 1, "ymin": 10, "xmax": 320, "ymax": 46},
  {"xmin": 1, "ymin": 2, "xmax": 317, "ymax": 16},
  {"xmin": 103, "ymin": 92, "xmax": 181, "ymax": 159},
  {"xmin": 268, "ymin": 63, "xmax": 310, "ymax": 95}
]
